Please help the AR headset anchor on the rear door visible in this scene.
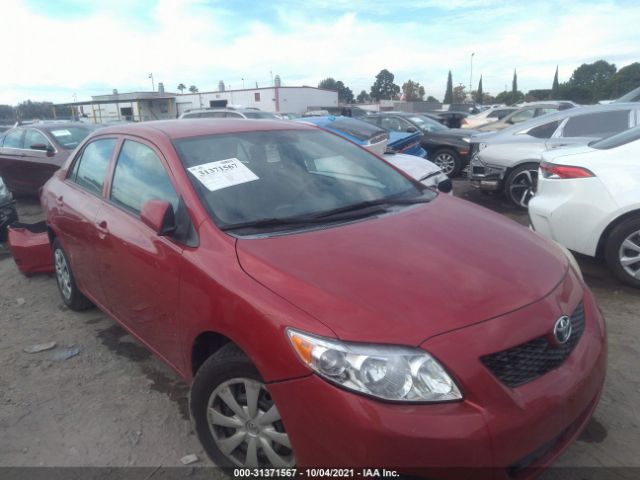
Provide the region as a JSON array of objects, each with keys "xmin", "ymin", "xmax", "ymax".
[
  {"xmin": 96, "ymin": 138, "xmax": 183, "ymax": 367},
  {"xmin": 56, "ymin": 137, "xmax": 119, "ymax": 306}
]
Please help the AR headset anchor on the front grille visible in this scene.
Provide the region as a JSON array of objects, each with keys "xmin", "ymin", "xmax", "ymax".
[{"xmin": 481, "ymin": 303, "xmax": 586, "ymax": 388}]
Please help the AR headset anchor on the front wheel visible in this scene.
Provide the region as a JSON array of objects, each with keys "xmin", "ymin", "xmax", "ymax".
[
  {"xmin": 604, "ymin": 217, "xmax": 640, "ymax": 288},
  {"xmin": 190, "ymin": 344, "xmax": 296, "ymax": 468},
  {"xmin": 431, "ymin": 149, "xmax": 461, "ymax": 177},
  {"xmin": 504, "ymin": 163, "xmax": 539, "ymax": 208}
]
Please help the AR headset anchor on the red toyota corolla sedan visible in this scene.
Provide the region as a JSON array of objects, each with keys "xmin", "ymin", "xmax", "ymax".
[{"xmin": 40, "ymin": 119, "xmax": 606, "ymax": 478}]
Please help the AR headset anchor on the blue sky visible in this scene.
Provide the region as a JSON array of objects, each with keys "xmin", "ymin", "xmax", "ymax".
[{"xmin": 1, "ymin": 0, "xmax": 638, "ymax": 104}]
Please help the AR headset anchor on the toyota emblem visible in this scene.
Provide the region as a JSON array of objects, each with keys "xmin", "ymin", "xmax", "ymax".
[{"xmin": 553, "ymin": 316, "xmax": 572, "ymax": 345}]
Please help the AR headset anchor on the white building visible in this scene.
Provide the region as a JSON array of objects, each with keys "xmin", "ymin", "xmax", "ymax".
[{"xmin": 56, "ymin": 86, "xmax": 338, "ymax": 123}]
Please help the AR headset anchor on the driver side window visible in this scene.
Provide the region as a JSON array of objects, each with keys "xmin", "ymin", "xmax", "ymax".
[{"xmin": 110, "ymin": 140, "xmax": 179, "ymax": 216}]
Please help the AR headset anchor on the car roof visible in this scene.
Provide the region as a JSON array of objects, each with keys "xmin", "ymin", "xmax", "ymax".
[
  {"xmin": 93, "ymin": 119, "xmax": 314, "ymax": 140},
  {"xmin": 484, "ymin": 102, "xmax": 640, "ymax": 138}
]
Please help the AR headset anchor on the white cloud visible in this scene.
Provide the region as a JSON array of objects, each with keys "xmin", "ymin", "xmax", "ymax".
[{"xmin": 0, "ymin": 0, "xmax": 638, "ymax": 105}]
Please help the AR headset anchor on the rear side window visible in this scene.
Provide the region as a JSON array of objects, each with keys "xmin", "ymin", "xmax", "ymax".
[
  {"xmin": 509, "ymin": 109, "xmax": 535, "ymax": 124},
  {"xmin": 527, "ymin": 121, "xmax": 561, "ymax": 139},
  {"xmin": 110, "ymin": 140, "xmax": 179, "ymax": 216},
  {"xmin": 562, "ymin": 110, "xmax": 630, "ymax": 138},
  {"xmin": 69, "ymin": 138, "xmax": 117, "ymax": 195},
  {"xmin": 24, "ymin": 129, "xmax": 51, "ymax": 149},
  {"xmin": 3, "ymin": 129, "xmax": 24, "ymax": 148},
  {"xmin": 199, "ymin": 111, "xmax": 227, "ymax": 118}
]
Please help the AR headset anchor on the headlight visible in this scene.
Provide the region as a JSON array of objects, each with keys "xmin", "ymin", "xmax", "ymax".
[
  {"xmin": 287, "ymin": 329, "xmax": 462, "ymax": 402},
  {"xmin": 555, "ymin": 241, "xmax": 584, "ymax": 282}
]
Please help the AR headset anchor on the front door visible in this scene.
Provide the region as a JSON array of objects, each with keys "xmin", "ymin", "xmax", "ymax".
[{"xmin": 96, "ymin": 138, "xmax": 183, "ymax": 368}]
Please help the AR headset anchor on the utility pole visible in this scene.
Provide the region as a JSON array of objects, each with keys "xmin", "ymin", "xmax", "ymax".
[
  {"xmin": 148, "ymin": 73, "xmax": 155, "ymax": 91},
  {"xmin": 469, "ymin": 52, "xmax": 475, "ymax": 99}
]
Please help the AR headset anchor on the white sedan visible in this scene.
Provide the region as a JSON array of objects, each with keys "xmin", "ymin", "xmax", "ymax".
[{"xmin": 529, "ymin": 126, "xmax": 640, "ymax": 287}]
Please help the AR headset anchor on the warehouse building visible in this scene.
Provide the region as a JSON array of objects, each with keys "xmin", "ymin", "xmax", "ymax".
[{"xmin": 55, "ymin": 84, "xmax": 338, "ymax": 123}]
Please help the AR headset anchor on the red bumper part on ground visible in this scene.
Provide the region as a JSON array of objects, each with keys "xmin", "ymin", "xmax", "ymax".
[{"xmin": 7, "ymin": 222, "xmax": 53, "ymax": 276}]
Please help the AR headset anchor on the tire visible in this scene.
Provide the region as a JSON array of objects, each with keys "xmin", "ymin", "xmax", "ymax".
[
  {"xmin": 604, "ymin": 216, "xmax": 640, "ymax": 288},
  {"xmin": 504, "ymin": 163, "xmax": 539, "ymax": 209},
  {"xmin": 431, "ymin": 149, "xmax": 462, "ymax": 177},
  {"xmin": 52, "ymin": 239, "xmax": 93, "ymax": 310},
  {"xmin": 190, "ymin": 344, "xmax": 296, "ymax": 468}
]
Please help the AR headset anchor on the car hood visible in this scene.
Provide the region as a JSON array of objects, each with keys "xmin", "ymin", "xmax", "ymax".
[
  {"xmin": 236, "ymin": 195, "xmax": 568, "ymax": 345},
  {"xmin": 383, "ymin": 153, "xmax": 441, "ymax": 181}
]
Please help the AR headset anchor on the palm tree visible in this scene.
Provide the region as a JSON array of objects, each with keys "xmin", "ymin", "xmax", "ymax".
[
  {"xmin": 188, "ymin": 85, "xmax": 198, "ymax": 94},
  {"xmin": 177, "ymin": 83, "xmax": 186, "ymax": 94}
]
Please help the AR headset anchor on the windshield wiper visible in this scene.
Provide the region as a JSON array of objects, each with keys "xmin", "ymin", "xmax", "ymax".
[
  {"xmin": 309, "ymin": 194, "xmax": 431, "ymax": 219},
  {"xmin": 220, "ymin": 205, "xmax": 390, "ymax": 232},
  {"xmin": 220, "ymin": 193, "xmax": 431, "ymax": 233}
]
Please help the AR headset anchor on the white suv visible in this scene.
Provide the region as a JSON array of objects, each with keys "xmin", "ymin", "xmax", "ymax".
[{"xmin": 529, "ymin": 126, "xmax": 640, "ymax": 287}]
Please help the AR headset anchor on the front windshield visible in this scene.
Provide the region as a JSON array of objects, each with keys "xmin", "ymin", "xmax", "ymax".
[
  {"xmin": 46, "ymin": 126, "xmax": 96, "ymax": 150},
  {"xmin": 409, "ymin": 115, "xmax": 448, "ymax": 133},
  {"xmin": 590, "ymin": 125, "xmax": 640, "ymax": 150},
  {"xmin": 173, "ymin": 129, "xmax": 429, "ymax": 233}
]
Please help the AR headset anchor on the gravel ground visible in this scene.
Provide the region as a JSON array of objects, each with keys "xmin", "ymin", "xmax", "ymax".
[{"xmin": 0, "ymin": 180, "xmax": 639, "ymax": 477}]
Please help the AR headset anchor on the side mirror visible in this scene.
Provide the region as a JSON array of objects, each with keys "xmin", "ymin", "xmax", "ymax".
[
  {"xmin": 140, "ymin": 200, "xmax": 176, "ymax": 236},
  {"xmin": 406, "ymin": 127, "xmax": 418, "ymax": 133},
  {"xmin": 31, "ymin": 143, "xmax": 54, "ymax": 154}
]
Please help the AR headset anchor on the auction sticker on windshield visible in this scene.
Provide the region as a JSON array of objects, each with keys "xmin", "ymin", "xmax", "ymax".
[{"xmin": 188, "ymin": 158, "xmax": 259, "ymax": 192}]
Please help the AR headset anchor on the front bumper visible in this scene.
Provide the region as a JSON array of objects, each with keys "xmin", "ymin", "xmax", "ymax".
[
  {"xmin": 468, "ymin": 152, "xmax": 507, "ymax": 192},
  {"xmin": 268, "ymin": 274, "xmax": 606, "ymax": 479}
]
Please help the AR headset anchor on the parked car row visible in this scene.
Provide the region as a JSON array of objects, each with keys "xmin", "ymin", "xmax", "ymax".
[{"xmin": 468, "ymin": 103, "xmax": 638, "ymax": 206}]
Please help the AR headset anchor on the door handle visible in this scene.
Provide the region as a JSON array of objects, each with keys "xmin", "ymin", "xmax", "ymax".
[{"xmin": 96, "ymin": 220, "xmax": 109, "ymax": 236}]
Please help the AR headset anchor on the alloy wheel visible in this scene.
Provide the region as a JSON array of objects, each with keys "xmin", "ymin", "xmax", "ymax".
[
  {"xmin": 618, "ymin": 230, "xmax": 640, "ymax": 279},
  {"xmin": 509, "ymin": 168, "xmax": 538, "ymax": 207},
  {"xmin": 207, "ymin": 378, "xmax": 295, "ymax": 467},
  {"xmin": 54, "ymin": 249, "xmax": 72, "ymax": 300},
  {"xmin": 433, "ymin": 152, "xmax": 456, "ymax": 175}
]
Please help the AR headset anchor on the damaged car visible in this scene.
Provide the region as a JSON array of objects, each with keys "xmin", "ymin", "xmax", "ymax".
[{"xmin": 36, "ymin": 119, "xmax": 605, "ymax": 475}]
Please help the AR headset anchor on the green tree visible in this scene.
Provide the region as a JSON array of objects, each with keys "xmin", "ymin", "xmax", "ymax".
[
  {"xmin": 356, "ymin": 90, "xmax": 371, "ymax": 103},
  {"xmin": 551, "ymin": 66, "xmax": 559, "ymax": 99},
  {"xmin": 318, "ymin": 78, "xmax": 338, "ymax": 90},
  {"xmin": 608, "ymin": 62, "xmax": 640, "ymax": 99},
  {"xmin": 370, "ymin": 69, "xmax": 400, "ymax": 101},
  {"xmin": 0, "ymin": 104, "xmax": 14, "ymax": 121},
  {"xmin": 188, "ymin": 85, "xmax": 199, "ymax": 93},
  {"xmin": 177, "ymin": 83, "xmax": 186, "ymax": 94},
  {"xmin": 426, "ymin": 95, "xmax": 439, "ymax": 102},
  {"xmin": 452, "ymin": 85, "xmax": 467, "ymax": 103},
  {"xmin": 476, "ymin": 75, "xmax": 483, "ymax": 104},
  {"xmin": 15, "ymin": 100, "xmax": 54, "ymax": 120},
  {"xmin": 568, "ymin": 60, "xmax": 617, "ymax": 102},
  {"xmin": 495, "ymin": 90, "xmax": 524, "ymax": 105},
  {"xmin": 512, "ymin": 69, "xmax": 518, "ymax": 93},
  {"xmin": 401, "ymin": 80, "xmax": 425, "ymax": 101},
  {"xmin": 527, "ymin": 89, "xmax": 551, "ymax": 101},
  {"xmin": 443, "ymin": 70, "xmax": 453, "ymax": 104},
  {"xmin": 335, "ymin": 81, "xmax": 354, "ymax": 103}
]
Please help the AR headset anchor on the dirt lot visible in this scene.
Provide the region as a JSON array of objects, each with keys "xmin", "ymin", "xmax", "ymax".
[{"xmin": 1, "ymin": 180, "xmax": 639, "ymax": 476}]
